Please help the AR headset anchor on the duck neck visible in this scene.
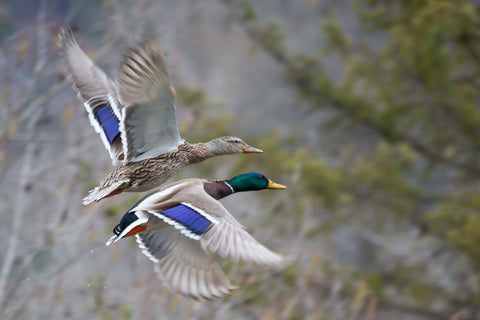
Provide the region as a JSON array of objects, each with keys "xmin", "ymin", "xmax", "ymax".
[
  {"xmin": 185, "ymin": 141, "xmax": 225, "ymax": 164},
  {"xmin": 203, "ymin": 180, "xmax": 235, "ymax": 200}
]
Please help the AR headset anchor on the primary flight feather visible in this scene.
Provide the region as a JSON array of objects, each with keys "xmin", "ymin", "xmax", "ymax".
[
  {"xmin": 59, "ymin": 29, "xmax": 263, "ymax": 205},
  {"xmin": 107, "ymin": 172, "xmax": 292, "ymax": 300}
]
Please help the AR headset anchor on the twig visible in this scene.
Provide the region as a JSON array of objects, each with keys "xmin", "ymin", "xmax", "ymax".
[{"xmin": 0, "ymin": 111, "xmax": 39, "ymax": 310}]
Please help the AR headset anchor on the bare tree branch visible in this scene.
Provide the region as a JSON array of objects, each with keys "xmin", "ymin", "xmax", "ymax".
[{"xmin": 0, "ymin": 111, "xmax": 39, "ymax": 310}]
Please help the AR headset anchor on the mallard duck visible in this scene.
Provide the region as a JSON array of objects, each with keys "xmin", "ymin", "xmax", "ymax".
[
  {"xmin": 106, "ymin": 172, "xmax": 291, "ymax": 300},
  {"xmin": 59, "ymin": 29, "xmax": 263, "ymax": 205}
]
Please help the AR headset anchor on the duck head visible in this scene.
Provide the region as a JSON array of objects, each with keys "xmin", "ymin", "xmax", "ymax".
[
  {"xmin": 205, "ymin": 136, "xmax": 263, "ymax": 155},
  {"xmin": 106, "ymin": 210, "xmax": 148, "ymax": 245},
  {"xmin": 226, "ymin": 172, "xmax": 286, "ymax": 192}
]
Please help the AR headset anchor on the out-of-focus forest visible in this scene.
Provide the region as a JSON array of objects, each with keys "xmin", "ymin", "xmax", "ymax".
[{"xmin": 1, "ymin": 0, "xmax": 480, "ymax": 319}]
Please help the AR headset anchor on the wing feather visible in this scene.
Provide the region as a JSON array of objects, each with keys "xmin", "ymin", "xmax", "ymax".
[
  {"xmin": 116, "ymin": 38, "xmax": 183, "ymax": 163},
  {"xmin": 59, "ymin": 29, "xmax": 123, "ymax": 164},
  {"xmin": 199, "ymin": 205, "xmax": 290, "ymax": 268},
  {"xmin": 137, "ymin": 229, "xmax": 234, "ymax": 300}
]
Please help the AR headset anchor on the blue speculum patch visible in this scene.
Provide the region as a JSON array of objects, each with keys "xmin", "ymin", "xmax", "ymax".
[
  {"xmin": 162, "ymin": 204, "xmax": 212, "ymax": 235},
  {"xmin": 94, "ymin": 104, "xmax": 120, "ymax": 143}
]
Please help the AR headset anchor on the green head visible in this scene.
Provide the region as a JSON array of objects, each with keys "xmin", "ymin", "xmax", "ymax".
[{"xmin": 226, "ymin": 172, "xmax": 286, "ymax": 193}]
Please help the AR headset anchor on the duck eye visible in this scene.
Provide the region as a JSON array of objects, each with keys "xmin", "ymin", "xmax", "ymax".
[{"xmin": 113, "ymin": 224, "xmax": 122, "ymax": 235}]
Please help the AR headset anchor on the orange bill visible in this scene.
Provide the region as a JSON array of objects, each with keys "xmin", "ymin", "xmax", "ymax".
[{"xmin": 243, "ymin": 145, "xmax": 263, "ymax": 153}]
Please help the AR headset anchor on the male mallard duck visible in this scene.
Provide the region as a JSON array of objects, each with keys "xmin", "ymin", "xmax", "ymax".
[
  {"xmin": 106, "ymin": 172, "xmax": 291, "ymax": 300},
  {"xmin": 59, "ymin": 29, "xmax": 263, "ymax": 205}
]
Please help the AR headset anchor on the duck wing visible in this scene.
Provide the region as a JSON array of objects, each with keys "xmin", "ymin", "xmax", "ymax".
[
  {"xmin": 198, "ymin": 203, "xmax": 291, "ymax": 268},
  {"xmin": 116, "ymin": 38, "xmax": 183, "ymax": 163},
  {"xmin": 59, "ymin": 29, "xmax": 124, "ymax": 164},
  {"xmin": 136, "ymin": 227, "xmax": 234, "ymax": 300},
  {"xmin": 139, "ymin": 187, "xmax": 290, "ymax": 268},
  {"xmin": 107, "ymin": 181, "xmax": 290, "ymax": 298}
]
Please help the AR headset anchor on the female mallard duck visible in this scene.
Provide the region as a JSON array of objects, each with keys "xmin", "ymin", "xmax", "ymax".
[
  {"xmin": 106, "ymin": 172, "xmax": 291, "ymax": 300},
  {"xmin": 59, "ymin": 29, "xmax": 263, "ymax": 205}
]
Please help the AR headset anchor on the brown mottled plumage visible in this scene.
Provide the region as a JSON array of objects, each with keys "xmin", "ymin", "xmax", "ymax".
[
  {"xmin": 86, "ymin": 138, "xmax": 260, "ymax": 204},
  {"xmin": 58, "ymin": 29, "xmax": 263, "ymax": 205}
]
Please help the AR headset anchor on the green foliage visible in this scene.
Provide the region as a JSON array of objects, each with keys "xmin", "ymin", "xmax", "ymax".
[
  {"xmin": 258, "ymin": 23, "xmax": 285, "ymax": 59},
  {"xmin": 237, "ymin": 1, "xmax": 257, "ymax": 23},
  {"xmin": 66, "ymin": 0, "xmax": 480, "ymax": 315},
  {"xmin": 226, "ymin": 0, "xmax": 480, "ymax": 317},
  {"xmin": 12, "ymin": 0, "xmax": 479, "ymax": 318},
  {"xmin": 321, "ymin": 14, "xmax": 351, "ymax": 56},
  {"xmin": 426, "ymin": 198, "xmax": 480, "ymax": 259},
  {"xmin": 175, "ymin": 86, "xmax": 207, "ymax": 108}
]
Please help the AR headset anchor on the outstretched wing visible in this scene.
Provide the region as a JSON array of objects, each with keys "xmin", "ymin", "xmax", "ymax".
[
  {"xmin": 146, "ymin": 200, "xmax": 290, "ymax": 268},
  {"xmin": 59, "ymin": 29, "xmax": 124, "ymax": 164},
  {"xmin": 199, "ymin": 204, "xmax": 291, "ymax": 268},
  {"xmin": 116, "ymin": 38, "xmax": 183, "ymax": 163},
  {"xmin": 136, "ymin": 227, "xmax": 234, "ymax": 300},
  {"xmin": 106, "ymin": 180, "xmax": 290, "ymax": 298}
]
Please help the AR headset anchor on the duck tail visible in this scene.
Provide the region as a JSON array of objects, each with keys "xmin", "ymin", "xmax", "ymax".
[
  {"xmin": 82, "ymin": 186, "xmax": 103, "ymax": 205},
  {"xmin": 82, "ymin": 180, "xmax": 128, "ymax": 205}
]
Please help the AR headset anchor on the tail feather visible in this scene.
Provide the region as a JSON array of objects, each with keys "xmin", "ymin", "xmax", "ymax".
[{"xmin": 82, "ymin": 180, "xmax": 128, "ymax": 205}]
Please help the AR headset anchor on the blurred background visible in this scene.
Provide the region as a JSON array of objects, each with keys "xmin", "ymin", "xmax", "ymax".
[{"xmin": 1, "ymin": 0, "xmax": 479, "ymax": 319}]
